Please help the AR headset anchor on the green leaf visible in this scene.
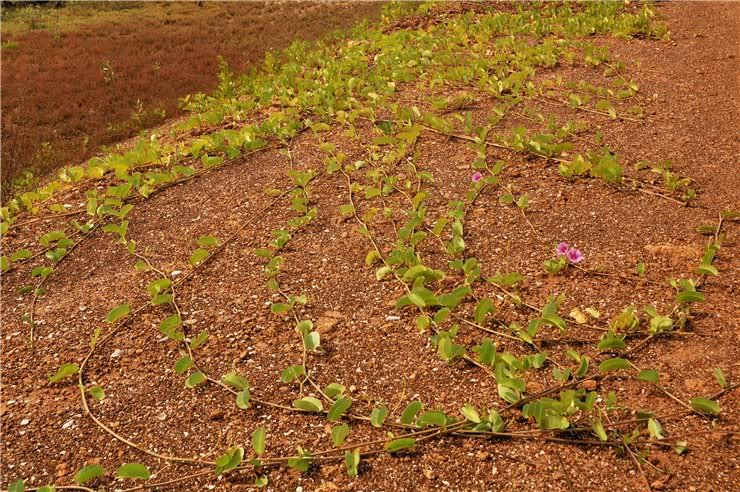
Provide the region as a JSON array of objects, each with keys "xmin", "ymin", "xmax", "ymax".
[
  {"xmin": 593, "ymin": 419, "xmax": 608, "ymax": 441},
  {"xmin": 7, "ymin": 480, "xmax": 24, "ymax": 492},
  {"xmin": 345, "ymin": 448, "xmax": 360, "ymax": 477},
  {"xmin": 236, "ymin": 387, "xmax": 251, "ymax": 409},
  {"xmin": 599, "ymin": 358, "xmax": 631, "ymax": 373},
  {"xmin": 10, "ymin": 249, "xmax": 31, "ymax": 262},
  {"xmin": 175, "ymin": 356, "xmax": 193, "ymax": 375},
  {"xmin": 88, "ymin": 385, "xmax": 105, "ymax": 401},
  {"xmin": 287, "ymin": 455, "xmax": 311, "ymax": 473},
  {"xmin": 386, "ymin": 437, "xmax": 416, "ymax": 453},
  {"xmin": 105, "ymin": 303, "xmax": 130, "ymax": 323},
  {"xmin": 637, "ymin": 370, "xmax": 660, "ymax": 384},
  {"xmin": 460, "ymin": 404, "xmax": 480, "ymax": 423},
  {"xmin": 252, "ymin": 427, "xmax": 266, "ymax": 455},
  {"xmin": 328, "ymin": 397, "xmax": 353, "ymax": 422},
  {"xmin": 497, "ymin": 384, "xmax": 520, "ymax": 404},
  {"xmin": 74, "ymin": 464, "xmax": 106, "ymax": 484},
  {"xmin": 648, "ymin": 418, "xmax": 664, "ymax": 440},
  {"xmin": 401, "ymin": 400, "xmax": 422, "ymax": 425},
  {"xmin": 222, "ymin": 372, "xmax": 249, "ymax": 391},
  {"xmin": 215, "ymin": 447, "xmax": 244, "ymax": 475},
  {"xmin": 676, "ymin": 290, "xmax": 704, "ymax": 304},
  {"xmin": 695, "ymin": 264, "xmax": 718, "ymax": 276},
  {"xmin": 713, "ymin": 367, "xmax": 726, "ymax": 388},
  {"xmin": 49, "ymin": 363, "xmax": 79, "ymax": 383},
  {"xmin": 324, "ymin": 383, "xmax": 345, "ymax": 398},
  {"xmin": 159, "ymin": 314, "xmax": 183, "ymax": 341},
  {"xmin": 189, "ymin": 248, "xmax": 209, "ymax": 267},
  {"xmin": 597, "ymin": 338, "xmax": 626, "ymax": 350},
  {"xmin": 303, "ymin": 331, "xmax": 320, "ymax": 351},
  {"xmin": 339, "ymin": 204, "xmax": 355, "ymax": 216},
  {"xmin": 185, "ymin": 370, "xmax": 206, "ymax": 389},
  {"xmin": 271, "ymin": 303, "xmax": 290, "ymax": 314},
  {"xmin": 116, "ymin": 463, "xmax": 151, "ymax": 480},
  {"xmin": 255, "ymin": 476, "xmax": 269, "ymax": 488},
  {"xmin": 474, "ymin": 298, "xmax": 494, "ymax": 325},
  {"xmin": 689, "ymin": 397, "xmax": 721, "ymax": 415},
  {"xmin": 370, "ymin": 405, "xmax": 389, "ymax": 427},
  {"xmin": 190, "ymin": 331, "xmax": 209, "ymax": 350},
  {"xmin": 674, "ymin": 440, "xmax": 688, "ymax": 455},
  {"xmin": 540, "ymin": 314, "xmax": 567, "ymax": 331},
  {"xmin": 281, "ymin": 365, "xmax": 305, "ymax": 383},
  {"xmin": 376, "ymin": 266, "xmax": 392, "ymax": 280},
  {"xmin": 416, "ymin": 411, "xmax": 447, "ymax": 427},
  {"xmin": 332, "ymin": 423, "xmax": 350, "ymax": 447},
  {"xmin": 293, "ymin": 397, "xmax": 323, "ymax": 412},
  {"xmin": 196, "ymin": 235, "xmax": 219, "ymax": 248}
]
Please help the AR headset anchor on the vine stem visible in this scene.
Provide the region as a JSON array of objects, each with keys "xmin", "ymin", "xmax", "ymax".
[{"xmin": 119, "ymin": 469, "xmax": 213, "ymax": 492}]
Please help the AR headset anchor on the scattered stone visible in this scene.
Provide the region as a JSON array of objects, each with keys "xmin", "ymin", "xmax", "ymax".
[
  {"xmin": 209, "ymin": 410, "xmax": 224, "ymax": 421},
  {"xmin": 20, "ymin": 418, "xmax": 29, "ymax": 426},
  {"xmin": 316, "ymin": 312, "xmax": 343, "ymax": 334},
  {"xmin": 111, "ymin": 349, "xmax": 123, "ymax": 358},
  {"xmin": 385, "ymin": 315, "xmax": 401, "ymax": 321},
  {"xmin": 582, "ymin": 380, "xmax": 598, "ymax": 391},
  {"xmin": 423, "ymin": 468, "xmax": 435, "ymax": 479}
]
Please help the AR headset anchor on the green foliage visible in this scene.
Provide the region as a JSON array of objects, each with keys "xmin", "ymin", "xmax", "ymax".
[
  {"xmin": 116, "ymin": 463, "xmax": 151, "ymax": 480},
  {"xmin": 215, "ymin": 447, "xmax": 244, "ymax": 475},
  {"xmin": 49, "ymin": 363, "xmax": 79, "ymax": 383},
  {"xmin": 74, "ymin": 464, "xmax": 106, "ymax": 484}
]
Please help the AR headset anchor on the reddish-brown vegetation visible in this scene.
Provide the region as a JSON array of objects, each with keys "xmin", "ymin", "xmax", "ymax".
[{"xmin": 0, "ymin": 1, "xmax": 381, "ymax": 185}]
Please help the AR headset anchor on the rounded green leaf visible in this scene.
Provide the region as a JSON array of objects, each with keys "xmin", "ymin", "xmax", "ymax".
[
  {"xmin": 401, "ymin": 400, "xmax": 422, "ymax": 425},
  {"xmin": 74, "ymin": 464, "xmax": 106, "ymax": 484},
  {"xmin": 689, "ymin": 397, "xmax": 721, "ymax": 415},
  {"xmin": 386, "ymin": 437, "xmax": 416, "ymax": 453},
  {"xmin": 252, "ymin": 427, "xmax": 266, "ymax": 455},
  {"xmin": 185, "ymin": 370, "xmax": 206, "ymax": 389},
  {"xmin": 332, "ymin": 423, "xmax": 350, "ymax": 447},
  {"xmin": 416, "ymin": 411, "xmax": 447, "ymax": 427},
  {"xmin": 328, "ymin": 397, "xmax": 352, "ymax": 422},
  {"xmin": 105, "ymin": 303, "xmax": 130, "ymax": 323},
  {"xmin": 293, "ymin": 397, "xmax": 323, "ymax": 412},
  {"xmin": 116, "ymin": 463, "xmax": 151, "ymax": 480},
  {"xmin": 370, "ymin": 405, "xmax": 389, "ymax": 427},
  {"xmin": 637, "ymin": 370, "xmax": 659, "ymax": 383},
  {"xmin": 460, "ymin": 404, "xmax": 481, "ymax": 423},
  {"xmin": 599, "ymin": 358, "xmax": 631, "ymax": 373},
  {"xmin": 49, "ymin": 363, "xmax": 79, "ymax": 383}
]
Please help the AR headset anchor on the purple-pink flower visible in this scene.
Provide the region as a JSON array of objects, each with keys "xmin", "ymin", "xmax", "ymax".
[
  {"xmin": 556, "ymin": 242, "xmax": 570, "ymax": 256},
  {"xmin": 566, "ymin": 248, "xmax": 584, "ymax": 264},
  {"xmin": 471, "ymin": 171, "xmax": 483, "ymax": 183}
]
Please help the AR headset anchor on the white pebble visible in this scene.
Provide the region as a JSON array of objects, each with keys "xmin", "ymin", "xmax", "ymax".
[
  {"xmin": 20, "ymin": 419, "xmax": 30, "ymax": 426},
  {"xmin": 111, "ymin": 349, "xmax": 123, "ymax": 358}
]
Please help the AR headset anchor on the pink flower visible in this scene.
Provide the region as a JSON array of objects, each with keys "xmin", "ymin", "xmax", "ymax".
[
  {"xmin": 471, "ymin": 171, "xmax": 483, "ymax": 183},
  {"xmin": 556, "ymin": 242, "xmax": 569, "ymax": 256},
  {"xmin": 566, "ymin": 248, "xmax": 584, "ymax": 264}
]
